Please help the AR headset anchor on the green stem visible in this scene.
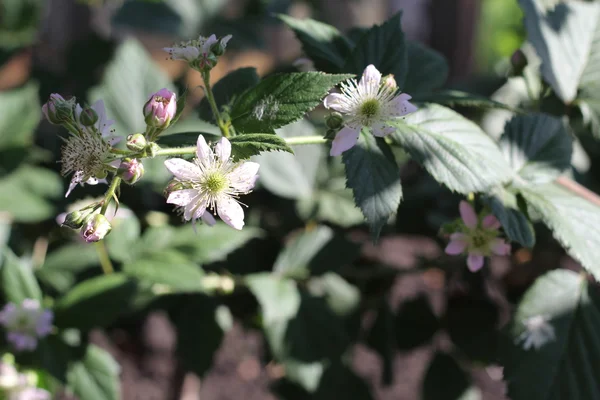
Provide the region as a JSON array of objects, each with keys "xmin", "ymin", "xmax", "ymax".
[
  {"xmin": 202, "ymin": 71, "xmax": 230, "ymax": 138},
  {"xmin": 100, "ymin": 176, "xmax": 122, "ymax": 215},
  {"xmin": 110, "ymin": 148, "xmax": 133, "ymax": 156},
  {"xmin": 95, "ymin": 241, "xmax": 114, "ymax": 274},
  {"xmin": 155, "ymin": 146, "xmax": 196, "ymax": 157}
]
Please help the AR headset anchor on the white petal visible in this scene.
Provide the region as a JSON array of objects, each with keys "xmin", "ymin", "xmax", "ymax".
[
  {"xmin": 196, "ymin": 135, "xmax": 212, "ymax": 162},
  {"xmin": 391, "ymin": 97, "xmax": 418, "ymax": 116},
  {"xmin": 74, "ymin": 104, "xmax": 83, "ymax": 125},
  {"xmin": 228, "ymin": 161, "xmax": 260, "ymax": 192},
  {"xmin": 217, "ymin": 197, "xmax": 245, "ymax": 230},
  {"xmin": 203, "ymin": 35, "xmax": 218, "ymax": 52},
  {"xmin": 215, "ymin": 137, "xmax": 232, "ymax": 161},
  {"xmin": 65, "ymin": 172, "xmax": 84, "ymax": 197},
  {"xmin": 358, "ymin": 65, "xmax": 382, "ymax": 97},
  {"xmin": 330, "ymin": 126, "xmax": 360, "ymax": 156},
  {"xmin": 397, "ymin": 93, "xmax": 412, "ymax": 101},
  {"xmin": 184, "ymin": 196, "xmax": 206, "ymax": 221},
  {"xmin": 323, "ymin": 93, "xmax": 350, "ymax": 113},
  {"xmin": 164, "ymin": 158, "xmax": 201, "ymax": 180},
  {"xmin": 201, "ymin": 212, "xmax": 216, "ymax": 226},
  {"xmin": 371, "ymin": 122, "xmax": 394, "ymax": 137},
  {"xmin": 167, "ymin": 189, "xmax": 199, "ymax": 206}
]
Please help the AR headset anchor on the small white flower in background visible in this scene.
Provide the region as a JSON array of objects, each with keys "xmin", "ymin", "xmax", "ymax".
[
  {"xmin": 164, "ymin": 34, "xmax": 232, "ymax": 70},
  {"xmin": 164, "ymin": 135, "xmax": 259, "ymax": 230},
  {"xmin": 517, "ymin": 315, "xmax": 556, "ymax": 350},
  {"xmin": 323, "ymin": 64, "xmax": 417, "ymax": 156},
  {"xmin": 0, "ymin": 362, "xmax": 50, "ymax": 400},
  {"xmin": 0, "ymin": 300, "xmax": 53, "ymax": 352}
]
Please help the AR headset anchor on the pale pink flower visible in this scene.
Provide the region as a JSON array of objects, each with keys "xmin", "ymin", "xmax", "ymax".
[
  {"xmin": 0, "ymin": 300, "xmax": 53, "ymax": 352},
  {"xmin": 164, "ymin": 34, "xmax": 231, "ymax": 70},
  {"xmin": 144, "ymin": 88, "xmax": 177, "ymax": 129},
  {"xmin": 323, "ymin": 64, "xmax": 417, "ymax": 156},
  {"xmin": 445, "ymin": 201, "xmax": 511, "ymax": 272},
  {"xmin": 164, "ymin": 136, "xmax": 259, "ymax": 230}
]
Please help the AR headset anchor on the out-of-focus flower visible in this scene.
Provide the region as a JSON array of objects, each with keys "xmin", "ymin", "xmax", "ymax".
[
  {"xmin": 80, "ymin": 214, "xmax": 112, "ymax": 243},
  {"xmin": 164, "ymin": 136, "xmax": 259, "ymax": 230},
  {"xmin": 444, "ymin": 201, "xmax": 511, "ymax": 272},
  {"xmin": 143, "ymin": 88, "xmax": 177, "ymax": 130},
  {"xmin": 323, "ymin": 64, "xmax": 417, "ymax": 156},
  {"xmin": 164, "ymin": 34, "xmax": 232, "ymax": 71},
  {"xmin": 0, "ymin": 362, "xmax": 22, "ymax": 390},
  {"xmin": 55, "ymin": 197, "xmax": 132, "ymax": 229},
  {"xmin": 517, "ymin": 315, "xmax": 556, "ymax": 350},
  {"xmin": 42, "ymin": 94, "xmax": 75, "ymax": 125},
  {"xmin": 0, "ymin": 300, "xmax": 53, "ymax": 352},
  {"xmin": 117, "ymin": 158, "xmax": 144, "ymax": 185}
]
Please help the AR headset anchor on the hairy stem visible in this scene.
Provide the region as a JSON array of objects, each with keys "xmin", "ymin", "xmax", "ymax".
[
  {"xmin": 100, "ymin": 176, "xmax": 122, "ymax": 215},
  {"xmin": 202, "ymin": 70, "xmax": 230, "ymax": 138},
  {"xmin": 95, "ymin": 241, "xmax": 114, "ymax": 274}
]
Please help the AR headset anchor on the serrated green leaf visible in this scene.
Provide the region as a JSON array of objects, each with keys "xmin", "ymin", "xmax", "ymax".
[
  {"xmin": 67, "ymin": 344, "xmax": 120, "ymax": 400},
  {"xmin": 104, "ymin": 213, "xmax": 141, "ymax": 263},
  {"xmin": 520, "ymin": 182, "xmax": 600, "ymax": 280},
  {"xmin": 230, "ymin": 72, "xmax": 351, "ymax": 133},
  {"xmin": 229, "ymin": 134, "xmax": 293, "ymax": 160},
  {"xmin": 403, "ymin": 41, "xmax": 448, "ymax": 94},
  {"xmin": 483, "ymin": 188, "xmax": 535, "ymax": 248},
  {"xmin": 198, "ymin": 67, "xmax": 259, "ymax": 123},
  {"xmin": 501, "ymin": 269, "xmax": 600, "ymax": 400},
  {"xmin": 54, "ymin": 273, "xmax": 138, "ymax": 330},
  {"xmin": 500, "ymin": 113, "xmax": 572, "ymax": 185},
  {"xmin": 278, "ymin": 15, "xmax": 353, "ymax": 72},
  {"xmin": 388, "ymin": 104, "xmax": 512, "ymax": 193},
  {"xmin": 0, "ymin": 81, "xmax": 40, "ymax": 150},
  {"xmin": 1, "ymin": 248, "xmax": 42, "ymax": 303},
  {"xmin": 343, "ymin": 132, "xmax": 402, "ymax": 240},
  {"xmin": 157, "ymin": 131, "xmax": 220, "ymax": 148},
  {"xmin": 342, "ymin": 12, "xmax": 408, "ymax": 87},
  {"xmin": 520, "ymin": 0, "xmax": 600, "ymax": 102}
]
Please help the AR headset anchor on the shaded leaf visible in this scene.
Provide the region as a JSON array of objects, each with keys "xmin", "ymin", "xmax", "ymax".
[
  {"xmin": 1, "ymin": 248, "xmax": 42, "ymax": 303},
  {"xmin": 229, "ymin": 134, "xmax": 293, "ymax": 160},
  {"xmin": 403, "ymin": 41, "xmax": 448, "ymax": 94},
  {"xmin": 483, "ymin": 188, "xmax": 535, "ymax": 248},
  {"xmin": 67, "ymin": 344, "xmax": 120, "ymax": 400}
]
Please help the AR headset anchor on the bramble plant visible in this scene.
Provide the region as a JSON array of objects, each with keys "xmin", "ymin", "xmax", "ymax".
[{"xmin": 3, "ymin": 0, "xmax": 600, "ymax": 398}]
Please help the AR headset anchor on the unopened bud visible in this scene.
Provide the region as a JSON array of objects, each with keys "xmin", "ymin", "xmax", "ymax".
[
  {"xmin": 325, "ymin": 112, "xmax": 344, "ymax": 130},
  {"xmin": 382, "ymin": 74, "xmax": 397, "ymax": 91},
  {"xmin": 117, "ymin": 158, "xmax": 144, "ymax": 185},
  {"xmin": 163, "ymin": 179, "xmax": 185, "ymax": 198},
  {"xmin": 511, "ymin": 49, "xmax": 528, "ymax": 75},
  {"xmin": 147, "ymin": 142, "xmax": 160, "ymax": 158},
  {"xmin": 42, "ymin": 94, "xmax": 75, "ymax": 125},
  {"xmin": 324, "ymin": 128, "xmax": 338, "ymax": 140},
  {"xmin": 80, "ymin": 214, "xmax": 112, "ymax": 243},
  {"xmin": 61, "ymin": 210, "xmax": 88, "ymax": 229},
  {"xmin": 144, "ymin": 88, "xmax": 177, "ymax": 129},
  {"xmin": 126, "ymin": 133, "xmax": 147, "ymax": 152},
  {"xmin": 210, "ymin": 34, "xmax": 232, "ymax": 57},
  {"xmin": 80, "ymin": 106, "xmax": 98, "ymax": 127}
]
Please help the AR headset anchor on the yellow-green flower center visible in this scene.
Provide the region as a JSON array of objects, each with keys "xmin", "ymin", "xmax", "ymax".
[
  {"xmin": 359, "ymin": 98, "xmax": 380, "ymax": 120},
  {"xmin": 204, "ymin": 172, "xmax": 228, "ymax": 194}
]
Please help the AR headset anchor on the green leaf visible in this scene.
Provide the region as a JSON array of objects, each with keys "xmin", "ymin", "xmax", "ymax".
[
  {"xmin": 54, "ymin": 273, "xmax": 138, "ymax": 330},
  {"xmin": 157, "ymin": 131, "xmax": 220, "ymax": 148},
  {"xmin": 414, "ymin": 90, "xmax": 518, "ymax": 112},
  {"xmin": 423, "ymin": 352, "xmax": 481, "ymax": 400},
  {"xmin": 483, "ymin": 188, "xmax": 535, "ymax": 248},
  {"xmin": 501, "ymin": 269, "xmax": 600, "ymax": 400},
  {"xmin": 67, "ymin": 344, "xmax": 120, "ymax": 400},
  {"xmin": 230, "ymin": 72, "xmax": 351, "ymax": 133},
  {"xmin": 0, "ymin": 81, "xmax": 40, "ymax": 150},
  {"xmin": 342, "ymin": 132, "xmax": 402, "ymax": 240},
  {"xmin": 403, "ymin": 41, "xmax": 448, "ymax": 94},
  {"xmin": 229, "ymin": 134, "xmax": 293, "ymax": 160},
  {"xmin": 389, "ymin": 104, "xmax": 512, "ymax": 193},
  {"xmin": 310, "ymin": 273, "xmax": 360, "ymax": 317},
  {"xmin": 520, "ymin": 0, "xmax": 600, "ymax": 102},
  {"xmin": 520, "ymin": 182, "xmax": 600, "ymax": 281},
  {"xmin": 104, "ymin": 213, "xmax": 141, "ymax": 263},
  {"xmin": 89, "ymin": 38, "xmax": 174, "ymax": 135},
  {"xmin": 1, "ymin": 248, "xmax": 42, "ymax": 303},
  {"xmin": 36, "ymin": 244, "xmax": 99, "ymax": 293},
  {"xmin": 198, "ymin": 67, "xmax": 259, "ymax": 123},
  {"xmin": 123, "ymin": 251, "xmax": 204, "ymax": 292},
  {"xmin": 274, "ymin": 226, "xmax": 334, "ymax": 277},
  {"xmin": 277, "ymin": 15, "xmax": 353, "ymax": 72},
  {"xmin": 500, "ymin": 113, "xmax": 572, "ymax": 185},
  {"xmin": 342, "ymin": 12, "xmax": 408, "ymax": 87}
]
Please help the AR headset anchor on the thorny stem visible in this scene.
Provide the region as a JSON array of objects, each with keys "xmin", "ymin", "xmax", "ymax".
[
  {"xmin": 202, "ymin": 70, "xmax": 230, "ymax": 138},
  {"xmin": 100, "ymin": 176, "xmax": 122, "ymax": 215},
  {"xmin": 95, "ymin": 241, "xmax": 114, "ymax": 275}
]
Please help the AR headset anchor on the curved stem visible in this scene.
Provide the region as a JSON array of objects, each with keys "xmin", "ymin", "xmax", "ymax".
[
  {"xmin": 95, "ymin": 241, "xmax": 114, "ymax": 274},
  {"xmin": 100, "ymin": 176, "xmax": 122, "ymax": 215},
  {"xmin": 202, "ymin": 71, "xmax": 230, "ymax": 138}
]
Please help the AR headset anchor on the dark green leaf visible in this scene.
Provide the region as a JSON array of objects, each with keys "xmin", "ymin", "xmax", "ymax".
[
  {"xmin": 67, "ymin": 344, "xmax": 120, "ymax": 400},
  {"xmin": 230, "ymin": 72, "xmax": 351, "ymax": 133},
  {"xmin": 395, "ymin": 294, "xmax": 439, "ymax": 350},
  {"xmin": 414, "ymin": 90, "xmax": 518, "ymax": 112},
  {"xmin": 157, "ymin": 131, "xmax": 221, "ymax": 148},
  {"xmin": 37, "ymin": 244, "xmax": 99, "ymax": 293},
  {"xmin": 1, "ymin": 248, "xmax": 42, "ymax": 303},
  {"xmin": 403, "ymin": 41, "xmax": 448, "ymax": 94},
  {"xmin": 342, "ymin": 132, "xmax": 402, "ymax": 240},
  {"xmin": 483, "ymin": 188, "xmax": 535, "ymax": 248},
  {"xmin": 229, "ymin": 133, "xmax": 293, "ymax": 160}
]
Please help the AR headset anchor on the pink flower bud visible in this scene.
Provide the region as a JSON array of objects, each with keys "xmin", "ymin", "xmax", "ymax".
[
  {"xmin": 118, "ymin": 158, "xmax": 145, "ymax": 185},
  {"xmin": 382, "ymin": 74, "xmax": 397, "ymax": 91},
  {"xmin": 80, "ymin": 214, "xmax": 112, "ymax": 243},
  {"xmin": 143, "ymin": 88, "xmax": 177, "ymax": 129},
  {"xmin": 42, "ymin": 93, "xmax": 74, "ymax": 125}
]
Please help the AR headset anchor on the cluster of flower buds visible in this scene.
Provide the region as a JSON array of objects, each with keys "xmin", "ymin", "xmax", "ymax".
[
  {"xmin": 60, "ymin": 204, "xmax": 113, "ymax": 243},
  {"xmin": 0, "ymin": 300, "xmax": 53, "ymax": 352},
  {"xmin": 164, "ymin": 34, "xmax": 232, "ymax": 72},
  {"xmin": 41, "ymin": 94, "xmax": 76, "ymax": 125}
]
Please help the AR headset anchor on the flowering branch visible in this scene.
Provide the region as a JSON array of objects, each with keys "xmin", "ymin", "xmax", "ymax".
[{"xmin": 202, "ymin": 70, "xmax": 230, "ymax": 138}]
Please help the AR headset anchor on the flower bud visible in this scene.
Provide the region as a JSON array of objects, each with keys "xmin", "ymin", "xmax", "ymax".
[
  {"xmin": 42, "ymin": 94, "xmax": 75, "ymax": 125},
  {"xmin": 325, "ymin": 112, "xmax": 344, "ymax": 130},
  {"xmin": 117, "ymin": 158, "xmax": 145, "ymax": 185},
  {"xmin": 80, "ymin": 106, "xmax": 98, "ymax": 127},
  {"xmin": 382, "ymin": 74, "xmax": 397, "ymax": 91},
  {"xmin": 80, "ymin": 214, "xmax": 112, "ymax": 243},
  {"xmin": 126, "ymin": 133, "xmax": 147, "ymax": 152},
  {"xmin": 210, "ymin": 34, "xmax": 232, "ymax": 56},
  {"xmin": 61, "ymin": 210, "xmax": 88, "ymax": 229},
  {"xmin": 163, "ymin": 179, "xmax": 185, "ymax": 198},
  {"xmin": 143, "ymin": 88, "xmax": 177, "ymax": 129}
]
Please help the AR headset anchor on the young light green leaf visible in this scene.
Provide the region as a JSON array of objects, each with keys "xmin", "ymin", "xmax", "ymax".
[
  {"xmin": 104, "ymin": 213, "xmax": 141, "ymax": 263},
  {"xmin": 67, "ymin": 344, "xmax": 120, "ymax": 400},
  {"xmin": 501, "ymin": 269, "xmax": 599, "ymax": 400},
  {"xmin": 520, "ymin": 0, "xmax": 600, "ymax": 102},
  {"xmin": 520, "ymin": 182, "xmax": 600, "ymax": 280},
  {"xmin": 229, "ymin": 134, "xmax": 293, "ymax": 160},
  {"xmin": 500, "ymin": 113, "xmax": 572, "ymax": 185},
  {"xmin": 277, "ymin": 15, "xmax": 354, "ymax": 72},
  {"xmin": 1, "ymin": 248, "xmax": 42, "ymax": 303},
  {"xmin": 483, "ymin": 187, "xmax": 535, "ymax": 248},
  {"xmin": 342, "ymin": 132, "xmax": 402, "ymax": 240},
  {"xmin": 230, "ymin": 72, "xmax": 352, "ymax": 133},
  {"xmin": 403, "ymin": 41, "xmax": 448, "ymax": 94},
  {"xmin": 388, "ymin": 104, "xmax": 513, "ymax": 193},
  {"xmin": 343, "ymin": 12, "xmax": 408, "ymax": 87}
]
